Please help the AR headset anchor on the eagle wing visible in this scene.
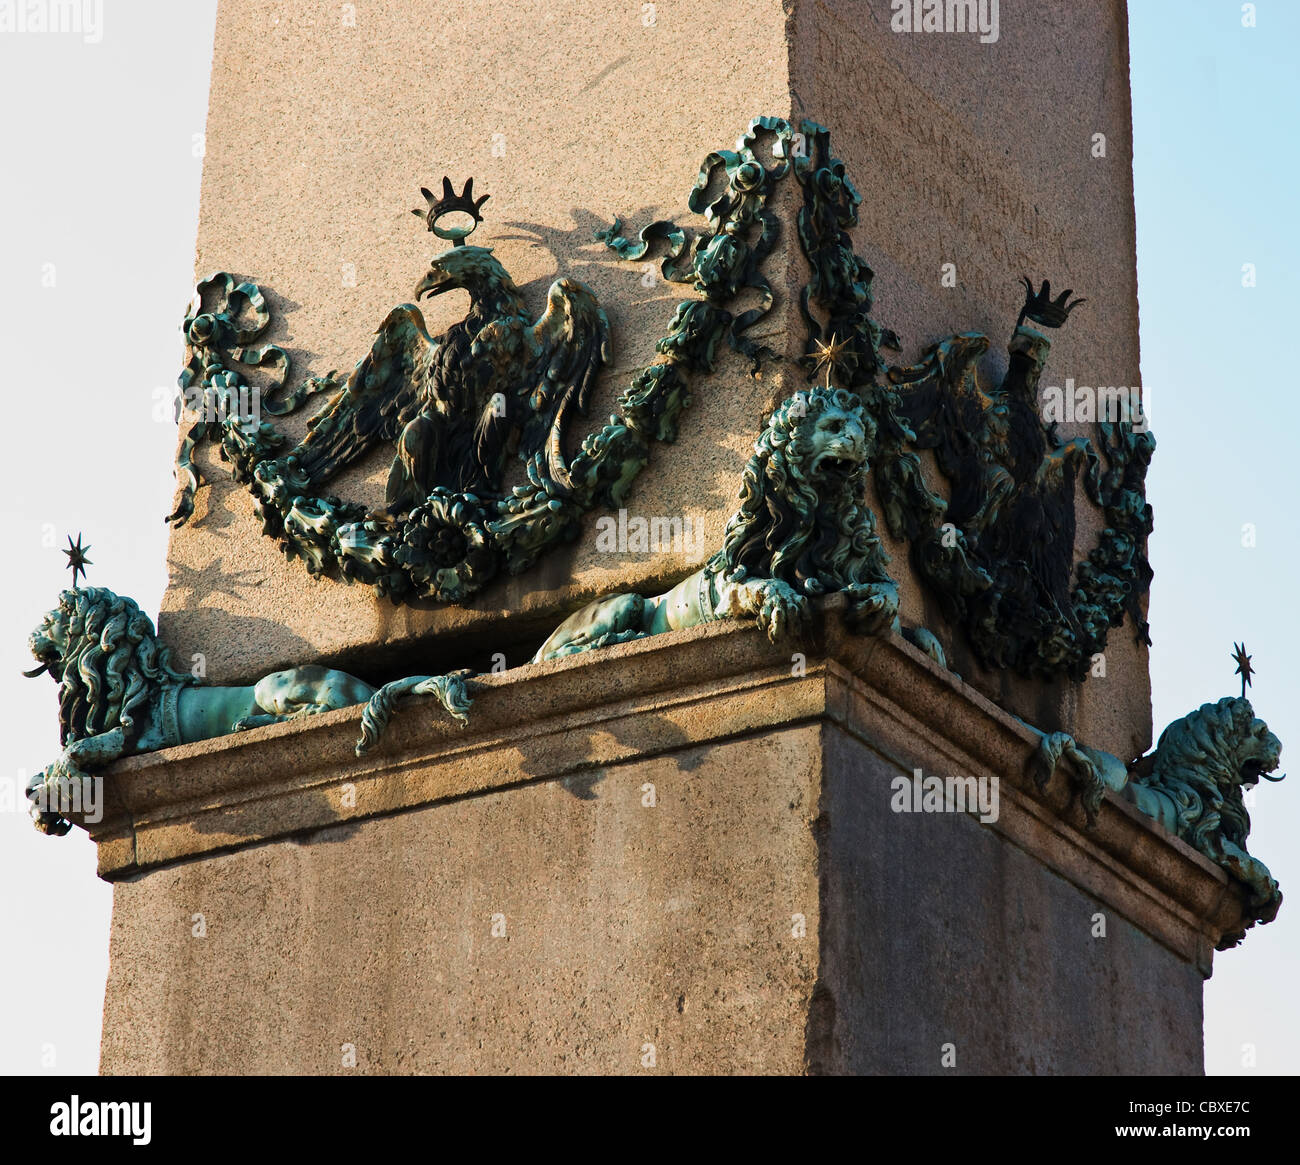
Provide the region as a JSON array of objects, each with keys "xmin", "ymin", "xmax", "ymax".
[
  {"xmin": 513, "ymin": 277, "xmax": 611, "ymax": 489},
  {"xmin": 888, "ymin": 333, "xmax": 995, "ymax": 530},
  {"xmin": 288, "ymin": 304, "xmax": 436, "ymax": 485},
  {"xmin": 889, "ymin": 334, "xmax": 990, "ymax": 446}
]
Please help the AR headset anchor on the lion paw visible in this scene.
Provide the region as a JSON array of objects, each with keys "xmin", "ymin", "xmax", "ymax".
[
  {"xmin": 1028, "ymin": 730, "xmax": 1107, "ymax": 827},
  {"xmin": 25, "ymin": 757, "xmax": 88, "ymax": 837},
  {"xmin": 752, "ymin": 580, "xmax": 809, "ymax": 643},
  {"xmin": 842, "ymin": 581, "xmax": 900, "ymax": 636}
]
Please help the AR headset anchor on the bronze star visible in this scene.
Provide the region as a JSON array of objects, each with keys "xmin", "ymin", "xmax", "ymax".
[
  {"xmin": 809, "ymin": 333, "xmax": 855, "ymax": 387},
  {"xmin": 1232, "ymin": 642, "xmax": 1254, "ymax": 700},
  {"xmin": 62, "ymin": 533, "xmax": 92, "ymax": 588}
]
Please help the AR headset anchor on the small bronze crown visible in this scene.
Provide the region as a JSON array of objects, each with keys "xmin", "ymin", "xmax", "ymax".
[
  {"xmin": 413, "ymin": 176, "xmax": 490, "ymax": 246},
  {"xmin": 1017, "ymin": 277, "xmax": 1086, "ymax": 329}
]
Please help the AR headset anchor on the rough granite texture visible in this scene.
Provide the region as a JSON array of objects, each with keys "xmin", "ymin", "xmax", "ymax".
[
  {"xmin": 94, "ymin": 618, "xmax": 1220, "ymax": 1076},
  {"xmin": 162, "ymin": 0, "xmax": 1151, "ymax": 758},
  {"xmin": 817, "ymin": 725, "xmax": 1201, "ymax": 1074},
  {"xmin": 99, "ymin": 724, "xmax": 1201, "ymax": 1075}
]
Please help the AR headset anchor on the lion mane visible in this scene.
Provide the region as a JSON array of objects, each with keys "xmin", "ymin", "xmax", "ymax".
[
  {"xmin": 711, "ymin": 386, "xmax": 891, "ymax": 593},
  {"xmin": 30, "ymin": 587, "xmax": 192, "ymax": 749},
  {"xmin": 1129, "ymin": 695, "xmax": 1284, "ymax": 853}
]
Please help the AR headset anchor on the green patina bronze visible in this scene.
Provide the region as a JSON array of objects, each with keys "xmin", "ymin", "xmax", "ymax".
[
  {"xmin": 168, "ymin": 272, "xmax": 328, "ymax": 529},
  {"xmin": 168, "ymin": 119, "xmax": 793, "ymax": 604},
  {"xmin": 25, "ymin": 582, "xmax": 1285, "ymax": 950},
  {"xmin": 884, "ymin": 303, "xmax": 1155, "ymax": 680},
  {"xmin": 596, "ymin": 118, "xmax": 1156, "ymax": 681},
  {"xmin": 1029, "ymin": 696, "xmax": 1284, "ymax": 948},
  {"xmin": 166, "ymin": 115, "xmax": 1154, "ymax": 682},
  {"xmin": 23, "ymin": 116, "xmax": 1280, "ymax": 951},
  {"xmin": 532, "ymin": 383, "xmax": 899, "ymax": 660},
  {"xmin": 784, "ymin": 124, "xmax": 1154, "ymax": 680},
  {"xmin": 22, "ymin": 587, "xmax": 469, "ymax": 834}
]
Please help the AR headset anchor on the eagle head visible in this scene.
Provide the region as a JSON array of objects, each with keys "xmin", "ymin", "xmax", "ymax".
[{"xmin": 413, "ymin": 245, "xmax": 513, "ymax": 301}]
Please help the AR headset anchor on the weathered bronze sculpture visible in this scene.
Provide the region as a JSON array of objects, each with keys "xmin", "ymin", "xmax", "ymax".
[
  {"xmin": 25, "ymin": 578, "xmax": 1285, "ymax": 953},
  {"xmin": 25, "ymin": 116, "xmax": 1280, "ymax": 952},
  {"xmin": 884, "ymin": 289, "xmax": 1155, "ymax": 679},
  {"xmin": 22, "ymin": 588, "xmax": 371, "ymax": 834},
  {"xmin": 1030, "ymin": 696, "xmax": 1284, "ymax": 947},
  {"xmin": 22, "ymin": 586, "xmax": 471, "ymax": 834},
  {"xmin": 533, "ymin": 384, "xmax": 899, "ymax": 659},
  {"xmin": 165, "ymin": 117, "xmax": 1155, "ymax": 686},
  {"xmin": 168, "ymin": 121, "xmax": 796, "ymax": 604}
]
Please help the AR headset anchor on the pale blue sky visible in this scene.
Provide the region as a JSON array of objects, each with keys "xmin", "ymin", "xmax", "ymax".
[
  {"xmin": 1130, "ymin": 0, "xmax": 1299, "ymax": 1074},
  {"xmin": 0, "ymin": 0, "xmax": 1294, "ymax": 1075},
  {"xmin": 0, "ymin": 0, "xmax": 220, "ymax": 1076}
]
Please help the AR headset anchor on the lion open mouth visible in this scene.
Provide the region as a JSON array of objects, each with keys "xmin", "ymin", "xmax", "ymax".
[
  {"xmin": 24, "ymin": 652, "xmax": 63, "ymax": 681},
  {"xmin": 813, "ymin": 444, "xmax": 865, "ymax": 478},
  {"xmin": 1243, "ymin": 755, "xmax": 1286, "ymax": 784},
  {"xmin": 26, "ymin": 631, "xmax": 64, "ymax": 681}
]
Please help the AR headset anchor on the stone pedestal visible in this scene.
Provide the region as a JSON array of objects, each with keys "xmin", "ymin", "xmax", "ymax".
[{"xmin": 93, "ymin": 612, "xmax": 1244, "ymax": 1074}]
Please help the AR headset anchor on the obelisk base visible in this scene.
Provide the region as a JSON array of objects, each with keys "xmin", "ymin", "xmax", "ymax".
[{"xmin": 93, "ymin": 611, "xmax": 1238, "ymax": 1074}]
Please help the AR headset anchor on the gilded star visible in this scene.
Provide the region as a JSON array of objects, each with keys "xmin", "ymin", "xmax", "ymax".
[
  {"xmin": 63, "ymin": 533, "xmax": 92, "ymax": 588},
  {"xmin": 1232, "ymin": 641, "xmax": 1254, "ymax": 699},
  {"xmin": 809, "ymin": 333, "xmax": 855, "ymax": 387}
]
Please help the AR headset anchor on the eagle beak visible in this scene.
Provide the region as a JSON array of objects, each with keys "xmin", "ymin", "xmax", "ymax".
[{"xmin": 413, "ymin": 270, "xmax": 449, "ymax": 300}]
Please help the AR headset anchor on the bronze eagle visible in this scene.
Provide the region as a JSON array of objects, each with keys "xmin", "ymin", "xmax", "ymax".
[{"xmin": 288, "ymin": 244, "xmax": 610, "ymax": 514}]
